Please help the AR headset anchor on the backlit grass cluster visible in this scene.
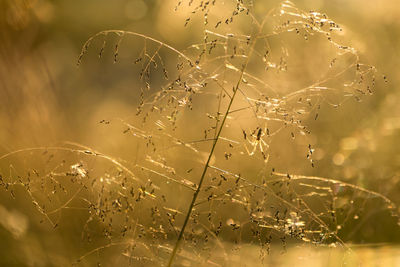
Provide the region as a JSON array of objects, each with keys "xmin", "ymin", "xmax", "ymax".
[{"xmin": 1, "ymin": 1, "xmax": 398, "ymax": 266}]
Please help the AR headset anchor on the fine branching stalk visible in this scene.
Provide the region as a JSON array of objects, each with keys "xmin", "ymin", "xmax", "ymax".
[
  {"xmin": 167, "ymin": 50, "xmax": 249, "ymax": 267},
  {"xmin": 167, "ymin": 9, "xmax": 275, "ymax": 264}
]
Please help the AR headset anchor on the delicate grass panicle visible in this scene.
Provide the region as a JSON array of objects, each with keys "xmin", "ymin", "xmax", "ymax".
[{"xmin": 1, "ymin": 0, "xmax": 398, "ymax": 266}]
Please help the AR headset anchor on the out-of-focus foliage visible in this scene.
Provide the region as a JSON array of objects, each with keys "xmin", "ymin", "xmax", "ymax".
[{"xmin": 1, "ymin": 0, "xmax": 400, "ymax": 266}]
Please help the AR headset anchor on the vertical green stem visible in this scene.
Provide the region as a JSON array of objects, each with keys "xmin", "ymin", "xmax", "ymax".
[
  {"xmin": 166, "ymin": 8, "xmax": 276, "ymax": 261},
  {"xmin": 167, "ymin": 61, "xmax": 250, "ymax": 266}
]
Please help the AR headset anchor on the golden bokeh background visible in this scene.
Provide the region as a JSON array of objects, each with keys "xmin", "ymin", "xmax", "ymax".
[{"xmin": 1, "ymin": 0, "xmax": 400, "ymax": 266}]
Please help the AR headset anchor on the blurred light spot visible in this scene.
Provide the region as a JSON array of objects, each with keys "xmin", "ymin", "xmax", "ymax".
[
  {"xmin": 0, "ymin": 205, "xmax": 29, "ymax": 239},
  {"xmin": 314, "ymin": 148, "xmax": 325, "ymax": 160},
  {"xmin": 333, "ymin": 152, "xmax": 345, "ymax": 165},
  {"xmin": 6, "ymin": 1, "xmax": 31, "ymax": 30},
  {"xmin": 125, "ymin": 0, "xmax": 148, "ymax": 20},
  {"xmin": 340, "ymin": 137, "xmax": 358, "ymax": 150},
  {"xmin": 381, "ymin": 117, "xmax": 400, "ymax": 136},
  {"xmin": 384, "ymin": 117, "xmax": 400, "ymax": 131},
  {"xmin": 32, "ymin": 0, "xmax": 55, "ymax": 23}
]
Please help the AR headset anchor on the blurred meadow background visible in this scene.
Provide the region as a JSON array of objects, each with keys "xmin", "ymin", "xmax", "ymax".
[{"xmin": 1, "ymin": 0, "xmax": 400, "ymax": 266}]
